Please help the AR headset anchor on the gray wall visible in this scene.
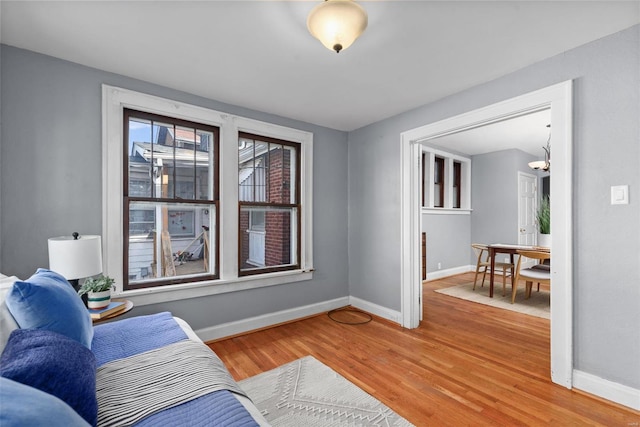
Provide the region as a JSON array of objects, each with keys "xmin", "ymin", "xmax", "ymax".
[
  {"xmin": 348, "ymin": 25, "xmax": 639, "ymax": 389},
  {"xmin": 421, "ymin": 214, "xmax": 470, "ymax": 272},
  {"xmin": 0, "ymin": 45, "xmax": 349, "ymax": 331},
  {"xmin": 470, "ymin": 149, "xmax": 536, "ymax": 255}
]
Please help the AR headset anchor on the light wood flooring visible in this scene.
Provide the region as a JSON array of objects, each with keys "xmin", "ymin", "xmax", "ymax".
[{"xmin": 208, "ymin": 272, "xmax": 640, "ymax": 426}]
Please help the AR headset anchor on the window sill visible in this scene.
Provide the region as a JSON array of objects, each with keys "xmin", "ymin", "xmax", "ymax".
[
  {"xmin": 115, "ymin": 269, "xmax": 314, "ymax": 307},
  {"xmin": 422, "ymin": 208, "xmax": 472, "ymax": 215}
]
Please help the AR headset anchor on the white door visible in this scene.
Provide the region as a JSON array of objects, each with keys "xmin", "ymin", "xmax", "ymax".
[{"xmin": 518, "ymin": 172, "xmax": 538, "ymax": 269}]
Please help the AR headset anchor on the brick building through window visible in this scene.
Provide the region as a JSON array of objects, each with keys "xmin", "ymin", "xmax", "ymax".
[{"xmin": 238, "ymin": 133, "xmax": 299, "ymax": 275}]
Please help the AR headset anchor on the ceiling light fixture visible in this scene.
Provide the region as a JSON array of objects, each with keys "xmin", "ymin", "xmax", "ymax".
[
  {"xmin": 307, "ymin": 0, "xmax": 368, "ymax": 53},
  {"xmin": 528, "ymin": 124, "xmax": 551, "ymax": 172}
]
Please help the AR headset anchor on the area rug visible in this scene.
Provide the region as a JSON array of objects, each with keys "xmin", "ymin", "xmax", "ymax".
[
  {"xmin": 238, "ymin": 356, "xmax": 414, "ymax": 426},
  {"xmin": 434, "ymin": 281, "xmax": 550, "ymax": 319}
]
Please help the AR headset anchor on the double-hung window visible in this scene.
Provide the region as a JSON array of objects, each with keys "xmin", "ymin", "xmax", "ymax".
[
  {"xmin": 238, "ymin": 133, "xmax": 300, "ymax": 275},
  {"xmin": 103, "ymin": 85, "xmax": 313, "ymax": 302},
  {"xmin": 123, "ymin": 109, "xmax": 219, "ymax": 289}
]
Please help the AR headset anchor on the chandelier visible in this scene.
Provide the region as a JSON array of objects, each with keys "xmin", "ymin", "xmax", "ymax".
[{"xmin": 528, "ymin": 124, "xmax": 551, "ymax": 172}]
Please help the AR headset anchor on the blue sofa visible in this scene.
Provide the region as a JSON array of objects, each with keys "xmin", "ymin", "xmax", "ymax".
[{"xmin": 0, "ymin": 270, "xmax": 268, "ymax": 426}]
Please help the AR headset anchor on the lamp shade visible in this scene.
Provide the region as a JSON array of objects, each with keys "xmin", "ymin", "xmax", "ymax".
[
  {"xmin": 307, "ymin": 0, "xmax": 368, "ymax": 53},
  {"xmin": 48, "ymin": 235, "xmax": 102, "ymax": 280}
]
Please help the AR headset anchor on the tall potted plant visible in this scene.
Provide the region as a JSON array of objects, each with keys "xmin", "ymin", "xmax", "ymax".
[
  {"xmin": 78, "ymin": 275, "xmax": 115, "ymax": 309},
  {"xmin": 536, "ymin": 196, "xmax": 551, "ymax": 248}
]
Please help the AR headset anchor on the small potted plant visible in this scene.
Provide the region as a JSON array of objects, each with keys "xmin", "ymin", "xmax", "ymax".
[
  {"xmin": 536, "ymin": 196, "xmax": 551, "ymax": 248},
  {"xmin": 78, "ymin": 275, "xmax": 115, "ymax": 309}
]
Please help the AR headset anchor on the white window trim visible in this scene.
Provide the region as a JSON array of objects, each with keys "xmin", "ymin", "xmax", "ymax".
[
  {"xmin": 421, "ymin": 147, "xmax": 471, "ymax": 211},
  {"xmin": 102, "ymin": 85, "xmax": 314, "ymax": 306},
  {"xmin": 422, "ymin": 208, "xmax": 472, "ymax": 215}
]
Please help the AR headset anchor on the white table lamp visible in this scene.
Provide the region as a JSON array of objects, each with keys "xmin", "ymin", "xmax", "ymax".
[{"xmin": 48, "ymin": 232, "xmax": 103, "ymax": 291}]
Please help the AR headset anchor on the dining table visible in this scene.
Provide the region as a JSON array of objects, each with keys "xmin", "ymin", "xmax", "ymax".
[{"xmin": 487, "ymin": 243, "xmax": 549, "ymax": 298}]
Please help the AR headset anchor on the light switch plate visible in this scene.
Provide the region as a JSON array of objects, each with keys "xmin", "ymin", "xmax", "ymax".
[{"xmin": 611, "ymin": 185, "xmax": 629, "ymax": 205}]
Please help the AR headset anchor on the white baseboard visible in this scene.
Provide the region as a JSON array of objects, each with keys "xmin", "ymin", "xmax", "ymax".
[
  {"xmin": 195, "ymin": 295, "xmax": 403, "ymax": 342},
  {"xmin": 426, "ymin": 265, "xmax": 473, "ymax": 281},
  {"xmin": 349, "ymin": 296, "xmax": 403, "ymax": 324},
  {"xmin": 573, "ymin": 369, "xmax": 640, "ymax": 411},
  {"xmin": 196, "ymin": 297, "xmax": 349, "ymax": 342}
]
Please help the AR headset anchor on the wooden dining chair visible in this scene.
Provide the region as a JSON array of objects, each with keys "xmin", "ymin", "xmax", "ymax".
[
  {"xmin": 511, "ymin": 250, "xmax": 551, "ymax": 303},
  {"xmin": 471, "ymin": 244, "xmax": 514, "ymax": 297}
]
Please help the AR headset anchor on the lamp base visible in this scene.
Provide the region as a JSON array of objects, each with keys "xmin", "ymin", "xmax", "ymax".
[{"xmin": 69, "ymin": 279, "xmax": 88, "ymax": 307}]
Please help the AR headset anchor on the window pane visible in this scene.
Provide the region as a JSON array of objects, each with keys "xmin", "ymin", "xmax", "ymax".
[
  {"xmin": 129, "ymin": 207, "xmax": 155, "ymax": 236},
  {"xmin": 434, "ymin": 157, "xmax": 444, "ymax": 207},
  {"xmin": 284, "ymin": 146, "xmax": 296, "ymax": 204},
  {"xmin": 156, "ymin": 122, "xmax": 177, "ymax": 199},
  {"xmin": 266, "ymin": 144, "xmax": 296, "ymax": 203},
  {"xmin": 128, "ymin": 118, "xmax": 153, "ymax": 197},
  {"xmin": 239, "ymin": 139, "xmax": 297, "ymax": 204},
  {"xmin": 254, "ymin": 142, "xmax": 268, "ymax": 202},
  {"xmin": 239, "ymin": 205, "xmax": 297, "ymax": 272},
  {"xmin": 267, "ymin": 144, "xmax": 282, "ymax": 202},
  {"xmin": 174, "ymin": 126, "xmax": 196, "ymax": 200},
  {"xmin": 197, "ymin": 130, "xmax": 214, "ymax": 200},
  {"xmin": 128, "ymin": 201, "xmax": 215, "ymax": 283},
  {"xmin": 434, "ymin": 184, "xmax": 443, "ymax": 208},
  {"xmin": 128, "ymin": 118, "xmax": 213, "ymax": 202},
  {"xmin": 239, "ymin": 138, "xmax": 256, "ymax": 202},
  {"xmin": 453, "ymin": 161, "xmax": 461, "ymax": 209},
  {"xmin": 434, "ymin": 157, "xmax": 444, "ymax": 184}
]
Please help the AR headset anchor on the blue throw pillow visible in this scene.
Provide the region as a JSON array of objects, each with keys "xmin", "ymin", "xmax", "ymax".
[
  {"xmin": 0, "ymin": 329, "xmax": 97, "ymax": 426},
  {"xmin": 0, "ymin": 377, "xmax": 91, "ymax": 427},
  {"xmin": 5, "ymin": 268, "xmax": 93, "ymax": 348}
]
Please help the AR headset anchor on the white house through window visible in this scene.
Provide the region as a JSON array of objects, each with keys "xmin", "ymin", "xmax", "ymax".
[{"xmin": 123, "ymin": 109, "xmax": 219, "ymax": 289}]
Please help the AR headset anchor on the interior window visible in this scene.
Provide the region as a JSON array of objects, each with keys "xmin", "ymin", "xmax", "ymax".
[
  {"xmin": 434, "ymin": 156, "xmax": 445, "ymax": 208},
  {"xmin": 453, "ymin": 161, "xmax": 461, "ymax": 208},
  {"xmin": 421, "ymin": 148, "xmax": 470, "ymax": 211}
]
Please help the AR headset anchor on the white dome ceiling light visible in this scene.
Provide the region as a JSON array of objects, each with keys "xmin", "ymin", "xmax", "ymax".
[{"xmin": 307, "ymin": 0, "xmax": 368, "ymax": 53}]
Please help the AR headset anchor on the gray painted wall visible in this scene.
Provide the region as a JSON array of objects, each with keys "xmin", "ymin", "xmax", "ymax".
[
  {"xmin": 470, "ymin": 149, "xmax": 536, "ymax": 255},
  {"xmin": 348, "ymin": 25, "xmax": 639, "ymax": 389},
  {"xmin": 421, "ymin": 214, "xmax": 470, "ymax": 273},
  {"xmin": 0, "ymin": 45, "xmax": 349, "ymax": 331}
]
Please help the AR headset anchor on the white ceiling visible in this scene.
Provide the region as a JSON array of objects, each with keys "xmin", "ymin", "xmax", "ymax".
[
  {"xmin": 1, "ymin": 1, "xmax": 639, "ymax": 137},
  {"xmin": 428, "ymin": 108, "xmax": 551, "ymax": 156}
]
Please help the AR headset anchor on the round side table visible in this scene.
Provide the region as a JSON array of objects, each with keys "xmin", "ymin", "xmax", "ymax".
[{"xmin": 92, "ymin": 299, "xmax": 134, "ymax": 324}]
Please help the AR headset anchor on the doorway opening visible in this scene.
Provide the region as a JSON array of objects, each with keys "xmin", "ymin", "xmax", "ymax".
[{"xmin": 400, "ymin": 80, "xmax": 573, "ymax": 388}]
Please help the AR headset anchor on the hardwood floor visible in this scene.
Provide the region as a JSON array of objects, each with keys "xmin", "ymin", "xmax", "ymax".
[{"xmin": 208, "ymin": 272, "xmax": 640, "ymax": 426}]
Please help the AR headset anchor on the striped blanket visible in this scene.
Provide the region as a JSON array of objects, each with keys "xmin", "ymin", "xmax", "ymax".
[{"xmin": 92, "ymin": 313, "xmax": 257, "ymax": 427}]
